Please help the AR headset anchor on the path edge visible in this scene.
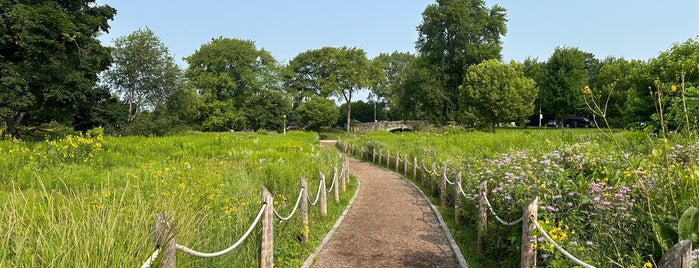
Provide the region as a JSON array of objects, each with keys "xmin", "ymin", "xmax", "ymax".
[
  {"xmin": 300, "ymin": 177, "xmax": 361, "ymax": 268},
  {"xmin": 404, "ymin": 177, "xmax": 469, "ymax": 268}
]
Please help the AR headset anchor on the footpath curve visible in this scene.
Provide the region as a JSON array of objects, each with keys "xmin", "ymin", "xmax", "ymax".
[{"xmin": 304, "ymin": 141, "xmax": 464, "ymax": 267}]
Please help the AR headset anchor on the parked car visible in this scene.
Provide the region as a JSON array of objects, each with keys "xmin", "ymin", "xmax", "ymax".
[
  {"xmin": 286, "ymin": 125, "xmax": 301, "ymax": 131},
  {"xmin": 546, "ymin": 120, "xmax": 560, "ymax": 127},
  {"xmin": 562, "ymin": 117, "xmax": 595, "ymax": 128}
]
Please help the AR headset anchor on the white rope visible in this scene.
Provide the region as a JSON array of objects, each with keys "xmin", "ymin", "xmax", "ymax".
[
  {"xmin": 308, "ymin": 179, "xmax": 323, "ymax": 206},
  {"xmin": 456, "ymin": 181, "xmax": 467, "ymax": 197},
  {"xmin": 533, "ymin": 220, "xmax": 597, "ymax": 268},
  {"xmin": 326, "ymin": 174, "xmax": 336, "ymax": 193},
  {"xmin": 481, "ymin": 189, "xmax": 523, "ymax": 226},
  {"xmin": 444, "ymin": 174, "xmax": 455, "ymax": 185},
  {"xmin": 273, "ymin": 188, "xmax": 304, "ymax": 221},
  {"xmin": 140, "ymin": 248, "xmax": 160, "ymax": 268},
  {"xmin": 176, "ymin": 203, "xmax": 267, "ymax": 258}
]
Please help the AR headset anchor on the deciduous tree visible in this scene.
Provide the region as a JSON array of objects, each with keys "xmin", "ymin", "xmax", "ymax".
[
  {"xmin": 103, "ymin": 28, "xmax": 182, "ymax": 125},
  {"xmin": 296, "ymin": 96, "xmax": 338, "ymax": 131},
  {"xmin": 0, "ymin": 0, "xmax": 115, "ymax": 137},
  {"xmin": 460, "ymin": 59, "xmax": 537, "ymax": 133},
  {"xmin": 416, "ymin": 0, "xmax": 507, "ymax": 122}
]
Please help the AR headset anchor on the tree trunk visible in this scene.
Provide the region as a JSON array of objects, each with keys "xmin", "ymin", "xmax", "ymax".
[
  {"xmin": 346, "ymin": 101, "xmax": 351, "ymax": 133},
  {"xmin": 491, "ymin": 122, "xmax": 496, "ymax": 134}
]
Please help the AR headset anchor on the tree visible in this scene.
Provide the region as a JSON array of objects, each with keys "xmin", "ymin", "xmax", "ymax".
[
  {"xmin": 285, "ymin": 47, "xmax": 379, "ymax": 132},
  {"xmin": 416, "ymin": 0, "xmax": 507, "ymax": 122},
  {"xmin": 0, "ymin": 0, "xmax": 116, "ymax": 137},
  {"xmin": 103, "ymin": 28, "xmax": 182, "ymax": 125},
  {"xmin": 185, "ymin": 37, "xmax": 281, "ymax": 131},
  {"xmin": 392, "ymin": 56, "xmax": 443, "ymax": 121},
  {"xmin": 539, "ymin": 47, "xmax": 597, "ymax": 122},
  {"xmin": 460, "ymin": 59, "xmax": 537, "ymax": 133},
  {"xmin": 283, "ymin": 47, "xmax": 334, "ymax": 109},
  {"xmin": 372, "ymin": 52, "xmax": 415, "ymax": 104},
  {"xmin": 296, "ymin": 96, "xmax": 338, "ymax": 131}
]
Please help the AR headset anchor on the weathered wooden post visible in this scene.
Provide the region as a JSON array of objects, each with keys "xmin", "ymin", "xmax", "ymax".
[
  {"xmin": 413, "ymin": 157, "xmax": 418, "ymax": 179},
  {"xmin": 430, "ymin": 163, "xmax": 437, "ymax": 194},
  {"xmin": 521, "ymin": 197, "xmax": 538, "ymax": 268},
  {"xmin": 343, "ymin": 142, "xmax": 348, "ymax": 153},
  {"xmin": 403, "ymin": 156, "xmax": 408, "ymax": 176},
  {"xmin": 155, "ymin": 213, "xmax": 176, "ymax": 268},
  {"xmin": 477, "ymin": 181, "xmax": 488, "ymax": 254},
  {"xmin": 300, "ymin": 177, "xmax": 309, "ymax": 243},
  {"xmin": 372, "ymin": 148, "xmax": 376, "ymax": 163},
  {"xmin": 333, "ymin": 167, "xmax": 340, "ymax": 203},
  {"xmin": 454, "ymin": 172, "xmax": 462, "ymax": 224},
  {"xmin": 386, "ymin": 150, "xmax": 390, "ymax": 167},
  {"xmin": 658, "ymin": 239, "xmax": 692, "ymax": 268},
  {"xmin": 395, "ymin": 152, "xmax": 400, "ymax": 171},
  {"xmin": 261, "ymin": 187, "xmax": 274, "ymax": 268},
  {"xmin": 378, "ymin": 149, "xmax": 382, "ymax": 165},
  {"xmin": 319, "ymin": 172, "xmax": 327, "ymax": 217},
  {"xmin": 440, "ymin": 164, "xmax": 447, "ymax": 206},
  {"xmin": 342, "ymin": 161, "xmax": 348, "ymax": 192}
]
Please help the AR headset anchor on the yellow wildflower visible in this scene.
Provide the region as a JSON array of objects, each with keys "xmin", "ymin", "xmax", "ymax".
[
  {"xmin": 583, "ymin": 85, "xmax": 592, "ymax": 95},
  {"xmin": 644, "ymin": 262, "xmax": 653, "ymax": 268},
  {"xmin": 671, "ymin": 84, "xmax": 677, "ymax": 92}
]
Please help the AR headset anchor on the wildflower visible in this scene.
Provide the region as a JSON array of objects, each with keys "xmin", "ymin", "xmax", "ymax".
[
  {"xmin": 671, "ymin": 84, "xmax": 677, "ymax": 92},
  {"xmin": 644, "ymin": 262, "xmax": 653, "ymax": 268},
  {"xmin": 178, "ymin": 182, "xmax": 185, "ymax": 189},
  {"xmin": 583, "ymin": 85, "xmax": 592, "ymax": 95},
  {"xmin": 586, "ymin": 241, "xmax": 594, "ymax": 246},
  {"xmin": 102, "ymin": 190, "xmax": 111, "ymax": 198},
  {"xmin": 540, "ymin": 183, "xmax": 546, "ymax": 189}
]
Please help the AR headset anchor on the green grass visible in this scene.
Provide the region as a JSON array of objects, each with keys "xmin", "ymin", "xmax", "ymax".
[{"xmin": 0, "ymin": 131, "xmax": 356, "ymax": 267}]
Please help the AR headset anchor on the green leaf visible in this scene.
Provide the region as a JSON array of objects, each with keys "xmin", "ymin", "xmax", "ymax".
[{"xmin": 678, "ymin": 206, "xmax": 699, "ymax": 242}]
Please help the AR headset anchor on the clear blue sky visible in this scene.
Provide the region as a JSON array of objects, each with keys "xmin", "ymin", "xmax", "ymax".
[{"xmin": 96, "ymin": 0, "xmax": 699, "ymax": 65}]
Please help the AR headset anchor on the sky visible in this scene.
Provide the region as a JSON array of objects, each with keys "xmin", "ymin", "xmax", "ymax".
[{"xmin": 96, "ymin": 0, "xmax": 699, "ymax": 67}]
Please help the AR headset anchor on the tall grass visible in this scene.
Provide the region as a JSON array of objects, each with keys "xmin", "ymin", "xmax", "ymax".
[{"xmin": 0, "ymin": 131, "xmax": 355, "ymax": 267}]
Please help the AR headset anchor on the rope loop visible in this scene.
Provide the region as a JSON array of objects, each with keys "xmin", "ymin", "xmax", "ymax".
[
  {"xmin": 273, "ymin": 187, "xmax": 305, "ymax": 221},
  {"xmin": 176, "ymin": 203, "xmax": 267, "ymax": 258},
  {"xmin": 481, "ymin": 188, "xmax": 523, "ymax": 226}
]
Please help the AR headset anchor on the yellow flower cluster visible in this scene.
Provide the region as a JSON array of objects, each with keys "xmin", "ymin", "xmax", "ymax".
[{"xmin": 583, "ymin": 85, "xmax": 592, "ymax": 95}]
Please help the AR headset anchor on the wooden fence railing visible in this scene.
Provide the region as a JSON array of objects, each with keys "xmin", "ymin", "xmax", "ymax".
[
  {"xmin": 339, "ymin": 140, "xmax": 692, "ymax": 268},
  {"xmin": 140, "ymin": 159, "xmax": 350, "ymax": 268}
]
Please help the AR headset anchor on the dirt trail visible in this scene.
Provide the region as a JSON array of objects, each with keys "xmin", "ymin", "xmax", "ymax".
[{"xmin": 307, "ymin": 141, "xmax": 461, "ymax": 267}]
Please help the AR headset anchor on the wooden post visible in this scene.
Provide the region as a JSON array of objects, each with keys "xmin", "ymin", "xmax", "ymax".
[
  {"xmin": 300, "ymin": 177, "xmax": 309, "ymax": 243},
  {"xmin": 261, "ymin": 187, "xmax": 274, "ymax": 268},
  {"xmin": 521, "ymin": 197, "xmax": 538, "ymax": 268},
  {"xmin": 440, "ymin": 164, "xmax": 447, "ymax": 206},
  {"xmin": 372, "ymin": 148, "xmax": 376, "ymax": 163},
  {"xmin": 378, "ymin": 149, "xmax": 382, "ymax": 165},
  {"xmin": 155, "ymin": 213, "xmax": 176, "ymax": 268},
  {"xmin": 477, "ymin": 181, "xmax": 488, "ymax": 254},
  {"xmin": 343, "ymin": 142, "xmax": 348, "ymax": 153},
  {"xmin": 430, "ymin": 163, "xmax": 437, "ymax": 194},
  {"xmin": 319, "ymin": 172, "xmax": 327, "ymax": 217},
  {"xmin": 413, "ymin": 157, "xmax": 418, "ymax": 179},
  {"xmin": 658, "ymin": 239, "xmax": 692, "ymax": 268},
  {"xmin": 403, "ymin": 156, "xmax": 408, "ymax": 175},
  {"xmin": 454, "ymin": 172, "xmax": 462, "ymax": 224},
  {"xmin": 386, "ymin": 150, "xmax": 390, "ymax": 167},
  {"xmin": 333, "ymin": 167, "xmax": 340, "ymax": 203},
  {"xmin": 395, "ymin": 152, "xmax": 400, "ymax": 171},
  {"xmin": 342, "ymin": 161, "xmax": 348, "ymax": 192}
]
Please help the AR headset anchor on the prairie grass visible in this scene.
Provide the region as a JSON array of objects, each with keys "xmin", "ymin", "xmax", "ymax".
[{"xmin": 0, "ymin": 131, "xmax": 355, "ymax": 267}]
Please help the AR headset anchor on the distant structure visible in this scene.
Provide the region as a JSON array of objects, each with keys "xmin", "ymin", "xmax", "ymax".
[{"xmin": 356, "ymin": 121, "xmax": 426, "ymax": 133}]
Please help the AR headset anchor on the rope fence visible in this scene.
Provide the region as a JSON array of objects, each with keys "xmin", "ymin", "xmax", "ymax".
[
  {"xmin": 140, "ymin": 162, "xmax": 349, "ymax": 268},
  {"xmin": 338, "ymin": 140, "xmax": 690, "ymax": 268}
]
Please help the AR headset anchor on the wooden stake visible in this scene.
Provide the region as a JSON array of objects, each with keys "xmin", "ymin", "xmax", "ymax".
[
  {"xmin": 260, "ymin": 187, "xmax": 274, "ymax": 268},
  {"xmin": 300, "ymin": 177, "xmax": 309, "ymax": 243},
  {"xmin": 477, "ymin": 181, "xmax": 488, "ymax": 254},
  {"xmin": 521, "ymin": 197, "xmax": 538, "ymax": 268},
  {"xmin": 155, "ymin": 213, "xmax": 176, "ymax": 268}
]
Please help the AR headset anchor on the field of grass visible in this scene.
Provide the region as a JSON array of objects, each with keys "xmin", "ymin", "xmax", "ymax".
[
  {"xmin": 341, "ymin": 128, "xmax": 698, "ymax": 267},
  {"xmin": 0, "ymin": 131, "xmax": 356, "ymax": 267}
]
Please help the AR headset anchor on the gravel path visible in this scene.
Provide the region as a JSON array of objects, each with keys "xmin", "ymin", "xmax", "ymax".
[{"xmin": 307, "ymin": 141, "xmax": 461, "ymax": 267}]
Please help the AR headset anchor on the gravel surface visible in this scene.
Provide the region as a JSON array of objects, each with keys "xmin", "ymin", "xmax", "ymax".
[{"xmin": 309, "ymin": 142, "xmax": 460, "ymax": 267}]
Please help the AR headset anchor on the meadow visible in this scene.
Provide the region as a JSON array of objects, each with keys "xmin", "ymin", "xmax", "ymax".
[
  {"xmin": 0, "ymin": 131, "xmax": 356, "ymax": 267},
  {"xmin": 340, "ymin": 128, "xmax": 699, "ymax": 267}
]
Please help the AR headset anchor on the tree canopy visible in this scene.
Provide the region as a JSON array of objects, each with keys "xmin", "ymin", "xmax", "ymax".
[
  {"xmin": 104, "ymin": 27, "xmax": 181, "ymax": 125},
  {"xmin": 415, "ymin": 0, "xmax": 507, "ymax": 122},
  {"xmin": 460, "ymin": 59, "xmax": 537, "ymax": 132},
  {"xmin": 0, "ymin": 0, "xmax": 115, "ymax": 137}
]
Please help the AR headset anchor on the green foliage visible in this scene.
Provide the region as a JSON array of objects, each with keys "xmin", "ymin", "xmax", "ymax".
[
  {"xmin": 460, "ymin": 60, "xmax": 538, "ymax": 132},
  {"xmin": 415, "ymin": 0, "xmax": 507, "ymax": 122},
  {"xmin": 678, "ymin": 206, "xmax": 699, "ymax": 243},
  {"xmin": 392, "ymin": 56, "xmax": 444, "ymax": 122},
  {"xmin": 185, "ymin": 38, "xmax": 284, "ymax": 131},
  {"xmin": 0, "ymin": 132, "xmax": 354, "ymax": 267},
  {"xmin": 104, "ymin": 28, "xmax": 183, "ymax": 124},
  {"xmin": 372, "ymin": 51, "xmax": 415, "ymax": 104},
  {"xmin": 539, "ymin": 46, "xmax": 596, "ymax": 121},
  {"xmin": 0, "ymin": 0, "xmax": 116, "ymax": 137},
  {"xmin": 296, "ymin": 97, "xmax": 338, "ymax": 131}
]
